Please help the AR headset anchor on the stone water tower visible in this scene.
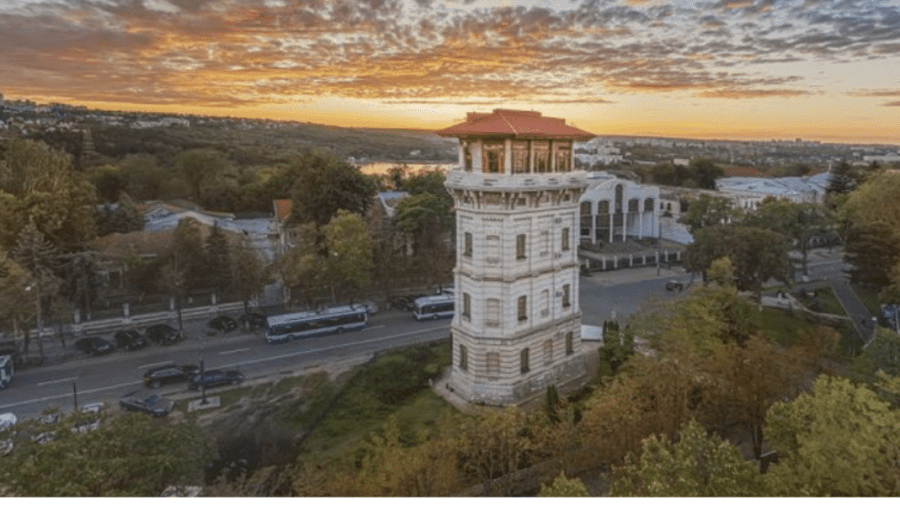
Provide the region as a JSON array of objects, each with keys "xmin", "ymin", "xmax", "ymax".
[{"xmin": 438, "ymin": 109, "xmax": 594, "ymax": 405}]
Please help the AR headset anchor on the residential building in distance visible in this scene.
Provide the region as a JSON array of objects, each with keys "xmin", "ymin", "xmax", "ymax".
[{"xmin": 439, "ymin": 109, "xmax": 593, "ymax": 406}]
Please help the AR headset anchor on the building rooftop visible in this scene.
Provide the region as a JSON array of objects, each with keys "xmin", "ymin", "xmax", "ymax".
[{"xmin": 436, "ymin": 109, "xmax": 595, "ymax": 141}]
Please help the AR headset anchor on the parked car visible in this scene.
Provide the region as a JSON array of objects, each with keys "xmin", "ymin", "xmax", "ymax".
[
  {"xmin": 119, "ymin": 392, "xmax": 174, "ymax": 417},
  {"xmin": 188, "ymin": 369, "xmax": 244, "ymax": 390},
  {"xmin": 238, "ymin": 312, "xmax": 267, "ymax": 330},
  {"xmin": 74, "ymin": 337, "xmax": 114, "ymax": 356},
  {"xmin": 208, "ymin": 315, "xmax": 238, "ymax": 333},
  {"xmin": 143, "ymin": 364, "xmax": 200, "ymax": 388},
  {"xmin": 114, "ymin": 330, "xmax": 147, "ymax": 351},
  {"xmin": 145, "ymin": 324, "xmax": 182, "ymax": 345},
  {"xmin": 665, "ymin": 280, "xmax": 685, "ymax": 292}
]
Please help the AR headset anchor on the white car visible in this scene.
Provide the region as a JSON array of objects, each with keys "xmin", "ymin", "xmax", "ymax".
[{"xmin": 0, "ymin": 412, "xmax": 17, "ymax": 431}]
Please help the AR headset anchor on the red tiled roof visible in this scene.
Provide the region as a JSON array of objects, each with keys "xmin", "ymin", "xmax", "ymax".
[
  {"xmin": 273, "ymin": 199, "xmax": 293, "ymax": 223},
  {"xmin": 435, "ymin": 109, "xmax": 595, "ymax": 141},
  {"xmin": 722, "ymin": 166, "xmax": 770, "ymax": 178}
]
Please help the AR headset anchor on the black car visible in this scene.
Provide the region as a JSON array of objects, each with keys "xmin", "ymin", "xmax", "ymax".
[
  {"xmin": 238, "ymin": 312, "xmax": 267, "ymax": 330},
  {"xmin": 208, "ymin": 315, "xmax": 238, "ymax": 333},
  {"xmin": 119, "ymin": 393, "xmax": 174, "ymax": 417},
  {"xmin": 145, "ymin": 324, "xmax": 182, "ymax": 345},
  {"xmin": 665, "ymin": 280, "xmax": 685, "ymax": 292},
  {"xmin": 143, "ymin": 364, "xmax": 200, "ymax": 388},
  {"xmin": 188, "ymin": 369, "xmax": 244, "ymax": 390},
  {"xmin": 114, "ymin": 330, "xmax": 147, "ymax": 351},
  {"xmin": 74, "ymin": 337, "xmax": 114, "ymax": 356}
]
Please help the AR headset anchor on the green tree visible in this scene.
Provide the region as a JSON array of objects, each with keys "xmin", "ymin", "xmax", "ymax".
[
  {"xmin": 0, "ymin": 138, "xmax": 97, "ymax": 251},
  {"xmin": 684, "ymin": 225, "xmax": 791, "ymax": 299},
  {"xmin": 323, "ymin": 210, "xmax": 373, "ymax": 304},
  {"xmin": 463, "ymin": 408, "xmax": 531, "ymax": 496},
  {"xmin": 538, "ymin": 472, "xmax": 589, "ymax": 497},
  {"xmin": 0, "ymin": 250, "xmax": 38, "ymax": 348},
  {"xmin": 60, "ymin": 250, "xmax": 104, "ymax": 321},
  {"xmin": 741, "ymin": 198, "xmax": 832, "ymax": 278},
  {"xmin": 119, "ymin": 154, "xmax": 169, "ymax": 201},
  {"xmin": 279, "ymin": 223, "xmax": 327, "ymax": 308},
  {"xmin": 850, "ymin": 327, "xmax": 900, "ymax": 385},
  {"xmin": 609, "ymin": 420, "xmax": 765, "ymax": 497},
  {"xmin": 11, "ymin": 224, "xmax": 61, "ymax": 358},
  {"xmin": 288, "ymin": 150, "xmax": 377, "ymax": 227},
  {"xmin": 0, "ymin": 412, "xmax": 212, "ymax": 496},
  {"xmin": 765, "ymin": 376, "xmax": 900, "ymax": 496},
  {"xmin": 689, "ymin": 157, "xmax": 724, "ymax": 189},
  {"xmin": 840, "ymin": 171, "xmax": 900, "ymax": 292},
  {"xmin": 395, "ymin": 192, "xmax": 454, "ymax": 290},
  {"xmin": 86, "ymin": 164, "xmax": 127, "ymax": 203},
  {"xmin": 175, "ymin": 148, "xmax": 232, "ymax": 204},
  {"xmin": 229, "ymin": 237, "xmax": 267, "ymax": 317},
  {"xmin": 679, "ymin": 194, "xmax": 736, "ymax": 234},
  {"xmin": 203, "ymin": 224, "xmax": 232, "ymax": 296}
]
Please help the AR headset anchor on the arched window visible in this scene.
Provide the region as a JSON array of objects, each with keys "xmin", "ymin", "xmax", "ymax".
[
  {"xmin": 615, "ymin": 185, "xmax": 623, "ymax": 213},
  {"xmin": 645, "ymin": 198, "xmax": 654, "ymax": 212}
]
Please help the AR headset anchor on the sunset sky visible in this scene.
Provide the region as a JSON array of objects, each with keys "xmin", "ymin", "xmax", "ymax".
[{"xmin": 1, "ymin": 0, "xmax": 898, "ymax": 144}]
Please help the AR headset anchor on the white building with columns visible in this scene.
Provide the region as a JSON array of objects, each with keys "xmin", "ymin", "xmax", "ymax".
[
  {"xmin": 439, "ymin": 109, "xmax": 593, "ymax": 406},
  {"xmin": 578, "ymin": 173, "xmax": 660, "ymax": 246}
]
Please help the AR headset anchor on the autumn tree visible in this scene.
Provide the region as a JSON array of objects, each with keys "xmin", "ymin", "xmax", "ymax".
[
  {"xmin": 0, "ymin": 412, "xmax": 212, "ymax": 496},
  {"xmin": 538, "ymin": 472, "xmax": 589, "ymax": 497},
  {"xmin": 229, "ymin": 237, "xmax": 268, "ymax": 317},
  {"xmin": 462, "ymin": 408, "xmax": 531, "ymax": 496},
  {"xmin": 175, "ymin": 148, "xmax": 236, "ymax": 208},
  {"xmin": 322, "ymin": 210, "xmax": 373, "ymax": 304},
  {"xmin": 609, "ymin": 420, "xmax": 765, "ymax": 497},
  {"xmin": 11, "ymin": 223, "xmax": 62, "ymax": 358},
  {"xmin": 395, "ymin": 192, "xmax": 454, "ymax": 290},
  {"xmin": 278, "ymin": 223, "xmax": 326, "ymax": 308},
  {"xmin": 60, "ymin": 250, "xmax": 105, "ymax": 321},
  {"xmin": 679, "ymin": 194, "xmax": 736, "ymax": 234},
  {"xmin": 840, "ymin": 171, "xmax": 900, "ymax": 292},
  {"xmin": 765, "ymin": 376, "xmax": 900, "ymax": 496},
  {"xmin": 0, "ymin": 138, "xmax": 97, "ymax": 251},
  {"xmin": 741, "ymin": 197, "xmax": 832, "ymax": 277},
  {"xmin": 203, "ymin": 224, "xmax": 232, "ymax": 296}
]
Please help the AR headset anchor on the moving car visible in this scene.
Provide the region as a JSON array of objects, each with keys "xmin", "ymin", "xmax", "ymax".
[
  {"xmin": 143, "ymin": 363, "xmax": 199, "ymax": 388},
  {"xmin": 114, "ymin": 329, "xmax": 147, "ymax": 351},
  {"xmin": 119, "ymin": 393, "xmax": 174, "ymax": 417},
  {"xmin": 208, "ymin": 315, "xmax": 238, "ymax": 333},
  {"xmin": 74, "ymin": 337, "xmax": 115, "ymax": 356},
  {"xmin": 188, "ymin": 369, "xmax": 244, "ymax": 390},
  {"xmin": 144, "ymin": 324, "xmax": 183, "ymax": 345}
]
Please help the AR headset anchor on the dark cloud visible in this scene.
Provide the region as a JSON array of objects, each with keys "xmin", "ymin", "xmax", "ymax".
[{"xmin": 884, "ymin": 101, "xmax": 900, "ymax": 106}]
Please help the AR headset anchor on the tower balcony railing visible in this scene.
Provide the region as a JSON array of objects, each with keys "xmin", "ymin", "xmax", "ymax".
[{"xmin": 445, "ymin": 169, "xmax": 588, "ymax": 191}]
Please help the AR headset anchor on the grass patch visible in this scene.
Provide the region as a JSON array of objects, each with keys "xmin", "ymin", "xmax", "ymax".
[
  {"xmin": 752, "ymin": 307, "xmax": 814, "ymax": 346},
  {"xmin": 290, "ymin": 340, "xmax": 454, "ymax": 466},
  {"xmin": 794, "ymin": 286, "xmax": 846, "ymax": 316}
]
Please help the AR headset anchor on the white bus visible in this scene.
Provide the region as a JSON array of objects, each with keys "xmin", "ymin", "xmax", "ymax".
[
  {"xmin": 413, "ymin": 294, "xmax": 455, "ymax": 321},
  {"xmin": 266, "ymin": 305, "xmax": 368, "ymax": 344},
  {"xmin": 0, "ymin": 354, "xmax": 13, "ymax": 390}
]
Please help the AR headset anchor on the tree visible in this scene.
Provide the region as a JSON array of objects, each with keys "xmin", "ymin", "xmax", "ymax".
[
  {"xmin": 175, "ymin": 148, "xmax": 233, "ymax": 204},
  {"xmin": 741, "ymin": 198, "xmax": 831, "ymax": 277},
  {"xmin": 689, "ymin": 158, "xmax": 724, "ymax": 189},
  {"xmin": 0, "ymin": 250, "xmax": 38, "ymax": 349},
  {"xmin": 322, "ymin": 210, "xmax": 373, "ymax": 305},
  {"xmin": 850, "ymin": 327, "xmax": 900, "ymax": 385},
  {"xmin": 538, "ymin": 472, "xmax": 589, "ymax": 497},
  {"xmin": 395, "ymin": 192, "xmax": 454, "ymax": 290},
  {"xmin": 684, "ymin": 225, "xmax": 791, "ymax": 299},
  {"xmin": 679, "ymin": 194, "xmax": 736, "ymax": 234},
  {"xmin": 203, "ymin": 224, "xmax": 232, "ymax": 296},
  {"xmin": 61, "ymin": 250, "xmax": 104, "ymax": 321},
  {"xmin": 279, "ymin": 223, "xmax": 327, "ymax": 308},
  {"xmin": 11, "ymin": 224, "xmax": 61, "ymax": 358},
  {"xmin": 462, "ymin": 408, "xmax": 531, "ymax": 496},
  {"xmin": 826, "ymin": 160, "xmax": 859, "ymax": 196},
  {"xmin": 765, "ymin": 376, "xmax": 900, "ymax": 496},
  {"xmin": 609, "ymin": 420, "xmax": 765, "ymax": 497},
  {"xmin": 289, "ymin": 150, "xmax": 377, "ymax": 227},
  {"xmin": 229, "ymin": 237, "xmax": 267, "ymax": 317},
  {"xmin": 119, "ymin": 154, "xmax": 169, "ymax": 201},
  {"xmin": 0, "ymin": 412, "xmax": 212, "ymax": 496},
  {"xmin": 840, "ymin": 171, "xmax": 900, "ymax": 291},
  {"xmin": 0, "ymin": 138, "xmax": 98, "ymax": 251}
]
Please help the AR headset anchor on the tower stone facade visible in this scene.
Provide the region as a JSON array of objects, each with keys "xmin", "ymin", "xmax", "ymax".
[{"xmin": 438, "ymin": 109, "xmax": 594, "ymax": 406}]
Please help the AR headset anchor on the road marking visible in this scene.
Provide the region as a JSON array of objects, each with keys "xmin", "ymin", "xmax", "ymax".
[
  {"xmin": 138, "ymin": 361, "xmax": 174, "ymax": 369},
  {"xmin": 219, "ymin": 347, "xmax": 251, "ymax": 355},
  {"xmin": 229, "ymin": 324, "xmax": 449, "ymax": 368},
  {"xmin": 38, "ymin": 377, "xmax": 77, "ymax": 386},
  {"xmin": 0, "ymin": 381, "xmax": 144, "ymax": 410},
  {"xmin": 362, "ymin": 325, "xmax": 386, "ymax": 331}
]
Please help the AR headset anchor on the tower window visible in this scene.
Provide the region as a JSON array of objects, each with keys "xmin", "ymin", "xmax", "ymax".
[
  {"xmin": 462, "ymin": 293, "xmax": 471, "ymax": 321},
  {"xmin": 541, "ymin": 289, "xmax": 550, "ymax": 318},
  {"xmin": 521, "ymin": 348, "xmax": 530, "ymax": 374},
  {"xmin": 512, "ymin": 141, "xmax": 529, "ymax": 174},
  {"xmin": 518, "ymin": 295, "xmax": 528, "ymax": 322},
  {"xmin": 566, "ymin": 332, "xmax": 574, "ymax": 355},
  {"xmin": 459, "ymin": 344, "xmax": 468, "ymax": 371},
  {"xmin": 486, "ymin": 235, "xmax": 500, "ymax": 264},
  {"xmin": 561, "ymin": 228, "xmax": 570, "ymax": 251},
  {"xmin": 463, "ymin": 232, "xmax": 473, "ymax": 258},
  {"xmin": 464, "ymin": 143, "xmax": 473, "ymax": 172},
  {"xmin": 544, "ymin": 340, "xmax": 553, "ymax": 364},
  {"xmin": 562, "ymin": 284, "xmax": 571, "ymax": 308},
  {"xmin": 516, "ymin": 234, "xmax": 527, "ymax": 260},
  {"xmin": 533, "ymin": 141, "xmax": 550, "ymax": 173},
  {"xmin": 483, "ymin": 142, "xmax": 504, "ymax": 174}
]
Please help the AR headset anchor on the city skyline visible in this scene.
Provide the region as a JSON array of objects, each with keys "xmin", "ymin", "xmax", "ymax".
[{"xmin": 1, "ymin": 0, "xmax": 899, "ymax": 144}]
